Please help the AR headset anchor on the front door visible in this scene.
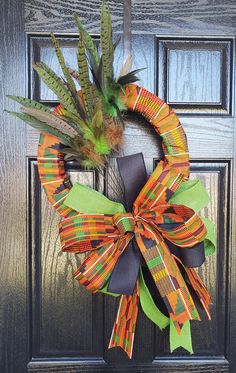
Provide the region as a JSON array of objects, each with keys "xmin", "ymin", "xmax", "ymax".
[{"xmin": 1, "ymin": 0, "xmax": 235, "ymax": 372}]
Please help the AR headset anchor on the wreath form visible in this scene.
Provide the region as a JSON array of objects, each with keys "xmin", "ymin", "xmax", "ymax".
[
  {"xmin": 38, "ymin": 83, "xmax": 190, "ymax": 217},
  {"xmin": 36, "ymin": 83, "xmax": 215, "ymax": 358}
]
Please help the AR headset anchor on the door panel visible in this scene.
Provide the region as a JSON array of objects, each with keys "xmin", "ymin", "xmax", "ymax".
[{"xmin": 1, "ymin": 0, "xmax": 236, "ymax": 372}]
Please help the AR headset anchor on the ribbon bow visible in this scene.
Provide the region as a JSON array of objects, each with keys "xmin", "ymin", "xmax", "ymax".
[{"xmin": 59, "ymin": 158, "xmax": 212, "ymax": 358}]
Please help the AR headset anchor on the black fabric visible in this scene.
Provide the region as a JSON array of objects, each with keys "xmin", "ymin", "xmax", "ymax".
[
  {"xmin": 166, "ymin": 239, "xmax": 205, "ymax": 268},
  {"xmin": 108, "ymin": 154, "xmax": 147, "ymax": 295}
]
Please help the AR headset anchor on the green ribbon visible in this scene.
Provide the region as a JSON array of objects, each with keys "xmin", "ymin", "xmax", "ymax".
[
  {"xmin": 64, "ymin": 182, "xmax": 125, "ymax": 214},
  {"xmin": 64, "ymin": 179, "xmax": 216, "ymax": 353},
  {"xmin": 168, "ymin": 179, "xmax": 210, "ymax": 212},
  {"xmin": 170, "ymin": 319, "xmax": 193, "ymax": 354}
]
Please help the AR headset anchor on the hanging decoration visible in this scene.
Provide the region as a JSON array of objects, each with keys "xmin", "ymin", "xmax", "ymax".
[{"xmin": 6, "ymin": 1, "xmax": 216, "ymax": 359}]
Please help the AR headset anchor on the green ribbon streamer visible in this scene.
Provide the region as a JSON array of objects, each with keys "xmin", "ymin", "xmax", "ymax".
[
  {"xmin": 170, "ymin": 319, "xmax": 193, "ymax": 354},
  {"xmin": 64, "ymin": 178, "xmax": 216, "ymax": 353},
  {"xmin": 139, "ymin": 269, "xmax": 169, "ymax": 330}
]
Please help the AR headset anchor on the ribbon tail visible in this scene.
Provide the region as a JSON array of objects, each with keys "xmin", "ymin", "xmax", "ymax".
[
  {"xmin": 170, "ymin": 319, "xmax": 193, "ymax": 354},
  {"xmin": 184, "ymin": 266, "xmax": 211, "ymax": 320},
  {"xmin": 139, "ymin": 268, "xmax": 169, "ymax": 330},
  {"xmin": 135, "ymin": 230, "xmax": 200, "ymax": 334},
  {"xmin": 108, "ymin": 282, "xmax": 139, "ymax": 358},
  {"xmin": 173, "ymin": 254, "xmax": 211, "ymax": 320}
]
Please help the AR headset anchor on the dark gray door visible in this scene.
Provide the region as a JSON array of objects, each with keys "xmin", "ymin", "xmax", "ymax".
[{"xmin": 1, "ymin": 0, "xmax": 236, "ymax": 372}]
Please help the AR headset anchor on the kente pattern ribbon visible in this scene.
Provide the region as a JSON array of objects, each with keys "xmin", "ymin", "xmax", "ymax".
[{"xmin": 37, "ymin": 83, "xmax": 215, "ymax": 358}]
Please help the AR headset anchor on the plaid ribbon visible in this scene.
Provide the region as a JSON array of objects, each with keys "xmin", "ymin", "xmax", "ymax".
[{"xmin": 59, "ymin": 163, "xmax": 210, "ymax": 358}]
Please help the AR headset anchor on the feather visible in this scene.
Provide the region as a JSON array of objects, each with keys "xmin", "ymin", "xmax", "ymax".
[
  {"xmin": 50, "ymin": 33, "xmax": 78, "ymax": 98},
  {"xmin": 74, "ymin": 14, "xmax": 100, "ymax": 65},
  {"xmin": 80, "ymin": 142, "xmax": 105, "ymax": 166},
  {"xmin": 93, "ymin": 134, "xmax": 110, "ymax": 155},
  {"xmin": 68, "ymin": 68, "xmax": 80, "ymax": 83},
  {"xmin": 37, "ymin": 61, "xmax": 67, "ymax": 89},
  {"xmin": 91, "ymin": 108, "xmax": 103, "ymax": 137},
  {"xmin": 33, "ymin": 62, "xmax": 78, "ymax": 115},
  {"xmin": 5, "ymin": 110, "xmax": 72, "ymax": 146},
  {"xmin": 39, "ymin": 62, "xmax": 88, "ymax": 122},
  {"xmin": 105, "ymin": 117, "xmax": 123, "ymax": 149},
  {"xmin": 100, "ymin": 0, "xmax": 113, "ymax": 84},
  {"xmin": 89, "ymin": 56, "xmax": 104, "ymax": 95},
  {"xmin": 21, "ymin": 107, "xmax": 78, "ymax": 138},
  {"xmin": 77, "ymin": 36, "xmax": 93, "ymax": 119},
  {"xmin": 7, "ymin": 95, "xmax": 51, "ymax": 112},
  {"xmin": 113, "ymin": 36, "xmax": 121, "ymax": 51},
  {"xmin": 117, "ymin": 68, "xmax": 145, "ymax": 86},
  {"xmin": 119, "ymin": 54, "xmax": 133, "ymax": 78}
]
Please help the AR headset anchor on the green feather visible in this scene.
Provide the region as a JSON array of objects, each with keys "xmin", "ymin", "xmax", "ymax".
[
  {"xmin": 77, "ymin": 36, "xmax": 93, "ymax": 119},
  {"xmin": 5, "ymin": 110, "xmax": 72, "ymax": 146},
  {"xmin": 33, "ymin": 62, "xmax": 78, "ymax": 115},
  {"xmin": 101, "ymin": 0, "xmax": 113, "ymax": 84},
  {"xmin": 92, "ymin": 108, "xmax": 104, "ymax": 137},
  {"xmin": 7, "ymin": 95, "xmax": 51, "ymax": 112},
  {"xmin": 94, "ymin": 134, "xmax": 110, "ymax": 155},
  {"xmin": 37, "ymin": 61, "xmax": 67, "ymax": 88},
  {"xmin": 74, "ymin": 14, "xmax": 100, "ymax": 65},
  {"xmin": 50, "ymin": 33, "xmax": 78, "ymax": 98}
]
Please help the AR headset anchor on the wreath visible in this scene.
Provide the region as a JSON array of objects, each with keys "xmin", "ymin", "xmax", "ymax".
[{"xmin": 6, "ymin": 1, "xmax": 216, "ymax": 358}]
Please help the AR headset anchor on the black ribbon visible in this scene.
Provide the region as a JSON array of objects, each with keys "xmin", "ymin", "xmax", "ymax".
[
  {"xmin": 108, "ymin": 153, "xmax": 146, "ymax": 295},
  {"xmin": 108, "ymin": 153, "xmax": 205, "ymax": 296}
]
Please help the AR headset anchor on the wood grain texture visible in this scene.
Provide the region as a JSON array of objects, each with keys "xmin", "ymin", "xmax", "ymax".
[
  {"xmin": 227, "ymin": 64, "xmax": 236, "ymax": 371},
  {"xmin": 0, "ymin": 0, "xmax": 235, "ymax": 371},
  {"xmin": 24, "ymin": 0, "xmax": 123, "ymax": 32},
  {"xmin": 29, "ymin": 161, "xmax": 104, "ymax": 358},
  {"xmin": 131, "ymin": 0, "xmax": 236, "ymax": 35},
  {"xmin": 0, "ymin": 1, "xmax": 27, "ymax": 373},
  {"xmin": 157, "ymin": 38, "xmax": 233, "ymax": 115},
  {"xmin": 27, "ymin": 359, "xmax": 229, "ymax": 372}
]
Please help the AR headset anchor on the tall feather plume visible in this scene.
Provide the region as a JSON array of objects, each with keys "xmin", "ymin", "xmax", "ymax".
[
  {"xmin": 21, "ymin": 107, "xmax": 78, "ymax": 138},
  {"xmin": 74, "ymin": 15, "xmax": 100, "ymax": 66},
  {"xmin": 50, "ymin": 33, "xmax": 78, "ymax": 99},
  {"xmin": 6, "ymin": 95, "xmax": 51, "ymax": 112},
  {"xmin": 5, "ymin": 110, "xmax": 72, "ymax": 146},
  {"xmin": 33, "ymin": 62, "xmax": 78, "ymax": 115},
  {"xmin": 101, "ymin": 0, "xmax": 113, "ymax": 85},
  {"xmin": 36, "ymin": 61, "xmax": 68, "ymax": 90},
  {"xmin": 77, "ymin": 35, "xmax": 93, "ymax": 119},
  {"xmin": 50, "ymin": 33, "xmax": 88, "ymax": 123}
]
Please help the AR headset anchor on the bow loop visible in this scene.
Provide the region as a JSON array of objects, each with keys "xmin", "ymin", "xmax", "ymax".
[{"xmin": 155, "ymin": 204, "xmax": 207, "ymax": 247}]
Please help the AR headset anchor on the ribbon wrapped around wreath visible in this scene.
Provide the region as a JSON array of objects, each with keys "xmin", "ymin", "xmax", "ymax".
[{"xmin": 58, "ymin": 156, "xmax": 212, "ymax": 358}]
